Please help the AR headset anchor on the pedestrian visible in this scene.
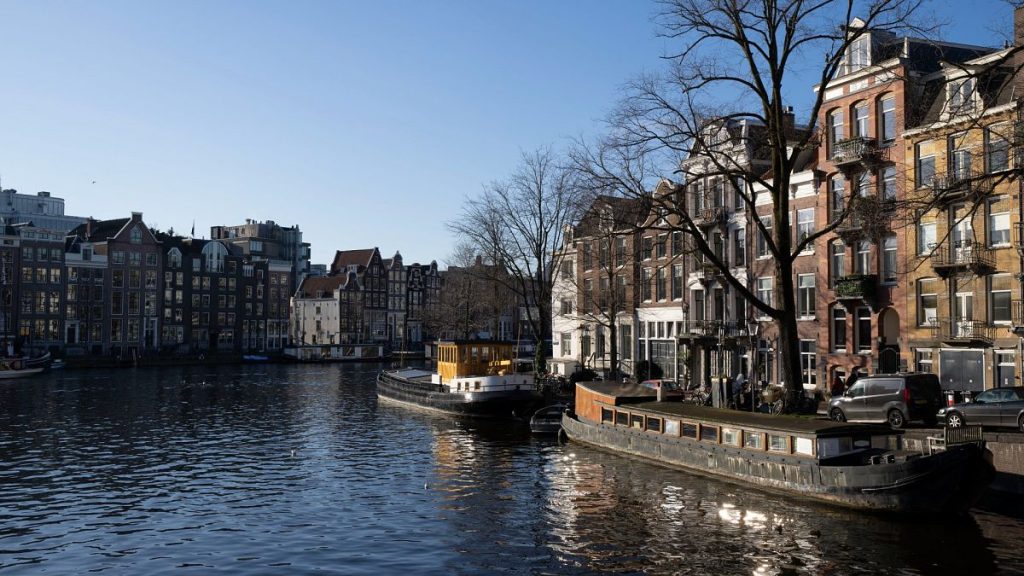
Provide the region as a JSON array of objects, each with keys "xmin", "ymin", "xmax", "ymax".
[
  {"xmin": 827, "ymin": 368, "xmax": 843, "ymax": 397},
  {"xmin": 846, "ymin": 366, "xmax": 861, "ymax": 390},
  {"xmin": 733, "ymin": 372, "xmax": 747, "ymax": 409}
]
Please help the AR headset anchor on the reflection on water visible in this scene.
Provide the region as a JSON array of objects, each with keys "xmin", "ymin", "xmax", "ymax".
[{"xmin": 0, "ymin": 364, "xmax": 1020, "ymax": 574}]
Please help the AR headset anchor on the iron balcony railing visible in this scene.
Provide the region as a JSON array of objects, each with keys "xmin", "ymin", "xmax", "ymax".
[
  {"xmin": 930, "ymin": 167, "xmax": 990, "ymax": 204},
  {"xmin": 929, "ymin": 242, "xmax": 995, "ymax": 276},
  {"xmin": 834, "ymin": 274, "xmax": 877, "ymax": 306},
  {"xmin": 831, "ymin": 136, "xmax": 878, "ymax": 167},
  {"xmin": 930, "ymin": 318, "xmax": 995, "ymax": 346}
]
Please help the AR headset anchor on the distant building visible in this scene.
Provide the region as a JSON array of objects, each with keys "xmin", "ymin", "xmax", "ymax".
[
  {"xmin": 0, "ymin": 189, "xmax": 87, "ymax": 233},
  {"xmin": 385, "ymin": 252, "xmax": 440, "ymax": 351},
  {"xmin": 210, "ymin": 219, "xmax": 311, "ymax": 292}
]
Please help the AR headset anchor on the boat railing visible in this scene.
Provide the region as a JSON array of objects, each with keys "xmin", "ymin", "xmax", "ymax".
[{"xmin": 926, "ymin": 424, "xmax": 984, "ymax": 454}]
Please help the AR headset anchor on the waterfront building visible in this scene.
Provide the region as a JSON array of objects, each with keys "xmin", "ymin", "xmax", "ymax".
[
  {"xmin": 815, "ymin": 19, "xmax": 994, "ymax": 385},
  {"xmin": 67, "ymin": 212, "xmax": 163, "ymax": 358},
  {"xmin": 12, "ymin": 223, "xmax": 66, "ymax": 352},
  {"xmin": 64, "ymin": 226, "xmax": 108, "ymax": 355},
  {"xmin": 385, "ymin": 252, "xmax": 441, "ymax": 353},
  {"xmin": 902, "ymin": 43, "xmax": 1020, "ymax": 392},
  {"xmin": 558, "ymin": 196, "xmax": 645, "ymax": 378}
]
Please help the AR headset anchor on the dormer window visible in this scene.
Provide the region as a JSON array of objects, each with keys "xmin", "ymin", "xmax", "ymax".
[
  {"xmin": 948, "ymin": 78, "xmax": 976, "ymax": 116},
  {"xmin": 846, "ymin": 35, "xmax": 870, "ymax": 74}
]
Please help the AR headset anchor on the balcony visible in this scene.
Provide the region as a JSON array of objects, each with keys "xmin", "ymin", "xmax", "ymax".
[
  {"xmin": 676, "ymin": 320, "xmax": 744, "ymax": 344},
  {"xmin": 693, "ymin": 205, "xmax": 727, "ymax": 229},
  {"xmin": 930, "ymin": 319, "xmax": 994, "ymax": 347},
  {"xmin": 831, "ymin": 137, "xmax": 878, "ymax": 170},
  {"xmin": 929, "ymin": 168, "xmax": 991, "ymax": 206},
  {"xmin": 1012, "ymin": 300, "xmax": 1024, "ymax": 337},
  {"xmin": 929, "ymin": 242, "xmax": 995, "ymax": 278},
  {"xmin": 698, "ymin": 256, "xmax": 729, "ymax": 282},
  {"xmin": 834, "ymin": 274, "xmax": 877, "ymax": 310}
]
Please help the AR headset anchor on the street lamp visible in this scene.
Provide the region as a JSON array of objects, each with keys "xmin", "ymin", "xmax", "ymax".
[{"xmin": 747, "ymin": 319, "xmax": 759, "ymax": 413}]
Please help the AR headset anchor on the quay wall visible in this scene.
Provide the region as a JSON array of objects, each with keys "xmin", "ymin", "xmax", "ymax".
[{"xmin": 904, "ymin": 430, "xmax": 1024, "ymax": 495}]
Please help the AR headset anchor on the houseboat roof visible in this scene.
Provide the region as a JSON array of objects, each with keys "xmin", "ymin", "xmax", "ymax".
[{"xmin": 578, "ymin": 381, "xmax": 894, "ymax": 437}]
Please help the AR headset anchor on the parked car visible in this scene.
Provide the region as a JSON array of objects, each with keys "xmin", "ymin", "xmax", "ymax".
[
  {"xmin": 938, "ymin": 387, "xmax": 1024, "ymax": 432},
  {"xmin": 828, "ymin": 373, "xmax": 943, "ymax": 428}
]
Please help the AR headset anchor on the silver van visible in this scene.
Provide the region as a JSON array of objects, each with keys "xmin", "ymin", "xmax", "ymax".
[{"xmin": 828, "ymin": 373, "xmax": 943, "ymax": 428}]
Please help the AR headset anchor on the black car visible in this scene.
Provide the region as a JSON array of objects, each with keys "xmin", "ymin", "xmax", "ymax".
[{"xmin": 938, "ymin": 387, "xmax": 1024, "ymax": 431}]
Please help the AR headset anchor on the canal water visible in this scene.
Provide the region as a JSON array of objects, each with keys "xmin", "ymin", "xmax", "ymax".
[{"xmin": 1, "ymin": 364, "xmax": 1023, "ymax": 575}]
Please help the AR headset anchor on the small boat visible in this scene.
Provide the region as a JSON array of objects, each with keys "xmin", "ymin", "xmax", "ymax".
[
  {"xmin": 377, "ymin": 340, "xmax": 543, "ymax": 420},
  {"xmin": 530, "ymin": 404, "xmax": 566, "ymax": 435},
  {"xmin": 0, "ymin": 352, "xmax": 48, "ymax": 379},
  {"xmin": 242, "ymin": 354, "xmax": 270, "ymax": 362},
  {"xmin": 562, "ymin": 380, "xmax": 994, "ymax": 515}
]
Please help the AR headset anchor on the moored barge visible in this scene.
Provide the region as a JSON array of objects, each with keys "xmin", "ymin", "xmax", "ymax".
[
  {"xmin": 562, "ymin": 381, "xmax": 994, "ymax": 515},
  {"xmin": 377, "ymin": 340, "xmax": 542, "ymax": 419}
]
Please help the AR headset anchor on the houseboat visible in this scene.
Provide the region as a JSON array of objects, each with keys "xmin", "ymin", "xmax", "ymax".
[
  {"xmin": 376, "ymin": 340, "xmax": 543, "ymax": 419},
  {"xmin": 562, "ymin": 381, "xmax": 994, "ymax": 515}
]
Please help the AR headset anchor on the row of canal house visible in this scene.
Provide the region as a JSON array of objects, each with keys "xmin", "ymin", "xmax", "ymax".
[
  {"xmin": 289, "ymin": 248, "xmax": 442, "ymax": 358},
  {"xmin": 551, "ymin": 13, "xmax": 1024, "ymax": 398},
  {"xmin": 1, "ymin": 209, "xmax": 300, "ymax": 358}
]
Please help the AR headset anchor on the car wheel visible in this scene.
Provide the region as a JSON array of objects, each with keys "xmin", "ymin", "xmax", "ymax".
[
  {"xmin": 887, "ymin": 409, "xmax": 905, "ymax": 429},
  {"xmin": 946, "ymin": 412, "xmax": 964, "ymax": 428},
  {"xmin": 1018, "ymin": 414, "xmax": 1024, "ymax": 434},
  {"xmin": 829, "ymin": 408, "xmax": 846, "ymax": 422}
]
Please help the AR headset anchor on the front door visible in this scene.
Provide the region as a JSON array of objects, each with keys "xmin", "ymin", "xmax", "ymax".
[{"xmin": 940, "ymin": 349, "xmax": 984, "ymax": 393}]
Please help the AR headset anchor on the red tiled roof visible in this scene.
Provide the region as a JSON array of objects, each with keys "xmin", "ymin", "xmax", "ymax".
[
  {"xmin": 297, "ymin": 275, "xmax": 345, "ymax": 298},
  {"xmin": 330, "ymin": 248, "xmax": 376, "ymax": 274}
]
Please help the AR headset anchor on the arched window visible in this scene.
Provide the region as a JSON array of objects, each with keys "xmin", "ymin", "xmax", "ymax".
[{"xmin": 167, "ymin": 248, "xmax": 182, "ymax": 269}]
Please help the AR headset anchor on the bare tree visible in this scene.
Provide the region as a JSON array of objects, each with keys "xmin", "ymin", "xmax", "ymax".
[
  {"xmin": 598, "ymin": 0, "xmax": 939, "ymax": 409},
  {"xmin": 422, "ymin": 242, "xmax": 515, "ymax": 341},
  {"xmin": 448, "ymin": 148, "xmax": 588, "ymax": 373}
]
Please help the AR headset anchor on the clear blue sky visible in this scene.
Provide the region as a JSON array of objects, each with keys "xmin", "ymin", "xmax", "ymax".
[{"xmin": 0, "ymin": 0, "xmax": 1012, "ymax": 266}]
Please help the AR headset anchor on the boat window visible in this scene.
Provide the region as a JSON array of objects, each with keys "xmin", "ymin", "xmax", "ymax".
[
  {"xmin": 474, "ymin": 381, "xmax": 481, "ymax": 391},
  {"xmin": 743, "ymin": 432, "xmax": 763, "ymax": 449},
  {"xmin": 768, "ymin": 434, "xmax": 789, "ymax": 452},
  {"xmin": 645, "ymin": 417, "xmax": 662, "ymax": 432},
  {"xmin": 631, "ymin": 414, "xmax": 644, "ymax": 429},
  {"xmin": 665, "ymin": 419, "xmax": 680, "ymax": 436},
  {"xmin": 601, "ymin": 408, "xmax": 614, "ymax": 423},
  {"xmin": 681, "ymin": 422, "xmax": 698, "ymax": 438},
  {"xmin": 616, "ymin": 411, "xmax": 629, "ymax": 426},
  {"xmin": 722, "ymin": 428, "xmax": 740, "ymax": 446},
  {"xmin": 817, "ymin": 437, "xmax": 852, "ymax": 458},
  {"xmin": 794, "ymin": 437, "xmax": 814, "ymax": 456},
  {"xmin": 700, "ymin": 425, "xmax": 719, "ymax": 443}
]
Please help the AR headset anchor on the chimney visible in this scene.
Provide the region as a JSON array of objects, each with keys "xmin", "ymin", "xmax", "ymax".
[{"xmin": 782, "ymin": 105, "xmax": 796, "ymax": 138}]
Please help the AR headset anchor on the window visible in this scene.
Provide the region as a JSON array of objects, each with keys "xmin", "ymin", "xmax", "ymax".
[
  {"xmin": 796, "ymin": 208, "xmax": 814, "ymax": 248},
  {"xmin": 619, "ymin": 325, "xmax": 632, "ymax": 360},
  {"xmin": 756, "ymin": 216, "xmax": 772, "ymax": 258},
  {"xmin": 656, "ymin": 268, "xmax": 666, "ymax": 301},
  {"xmin": 130, "ymin": 227, "xmax": 142, "ymax": 244},
  {"xmin": 583, "ymin": 278, "xmax": 593, "ymax": 307},
  {"xmin": 672, "ymin": 265, "xmax": 683, "ymax": 300},
  {"xmin": 734, "ymin": 227, "xmax": 745, "ymax": 267},
  {"xmin": 560, "ymin": 298, "xmax": 573, "ymax": 315},
  {"xmin": 598, "ymin": 239, "xmax": 609, "ymax": 268},
  {"xmin": 917, "ymin": 278, "xmax": 938, "ymax": 326},
  {"xmin": 829, "ymin": 176, "xmax": 845, "ymax": 221},
  {"xmin": 878, "ymin": 95, "xmax": 896, "ymax": 143},
  {"xmin": 880, "ymin": 165, "xmax": 896, "ymax": 200},
  {"xmin": 830, "ymin": 241, "xmax": 846, "ymax": 287},
  {"xmin": 692, "ymin": 289, "xmax": 705, "ymax": 321},
  {"xmin": 113, "ymin": 251, "xmax": 125, "ymax": 265},
  {"xmin": 847, "ymin": 35, "xmax": 869, "ymax": 72},
  {"xmin": 948, "ymin": 133, "xmax": 971, "ymax": 179},
  {"xmin": 990, "ymin": 274, "xmax": 1012, "ymax": 324},
  {"xmin": 560, "ymin": 259, "xmax": 574, "ymax": 280},
  {"xmin": 756, "ymin": 277, "xmax": 773, "ymax": 313},
  {"xmin": 855, "ymin": 307, "xmax": 872, "ymax": 352},
  {"xmin": 916, "ymin": 349, "xmax": 933, "ymax": 373},
  {"xmin": 655, "ymin": 234, "xmax": 667, "ymax": 259},
  {"xmin": 615, "ymin": 238, "xmax": 627, "ymax": 266},
  {"xmin": 855, "ymin": 240, "xmax": 871, "ymax": 274},
  {"xmin": 948, "ymin": 77, "xmax": 975, "ymax": 115},
  {"xmin": 918, "ymin": 222, "xmax": 936, "ymax": 255},
  {"xmin": 916, "ymin": 142, "xmax": 935, "ymax": 187},
  {"xmin": 641, "ymin": 268, "xmax": 651, "ymax": 301},
  {"xmin": 642, "ymin": 237, "xmax": 652, "ymax": 260},
  {"xmin": 798, "ymin": 274, "xmax": 815, "ymax": 318},
  {"xmin": 828, "ymin": 109, "xmax": 844, "ymax": 156},
  {"xmin": 800, "ymin": 340, "xmax": 817, "ymax": 388},
  {"xmin": 831, "ymin": 306, "xmax": 847, "ymax": 352},
  {"xmin": 582, "ymin": 243, "xmax": 592, "ymax": 271},
  {"xmin": 853, "ymin": 102, "xmax": 869, "ymax": 137},
  {"xmin": 882, "ymin": 235, "xmax": 897, "ymax": 282},
  {"xmin": 988, "ymin": 196, "xmax": 1010, "ymax": 247},
  {"xmin": 671, "ymin": 232, "xmax": 683, "ymax": 256},
  {"xmin": 987, "ymin": 126, "xmax": 1010, "ymax": 173}
]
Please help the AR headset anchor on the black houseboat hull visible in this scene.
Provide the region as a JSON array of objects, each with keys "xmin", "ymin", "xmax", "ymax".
[
  {"xmin": 377, "ymin": 370, "xmax": 543, "ymax": 420},
  {"xmin": 562, "ymin": 413, "xmax": 994, "ymax": 515}
]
